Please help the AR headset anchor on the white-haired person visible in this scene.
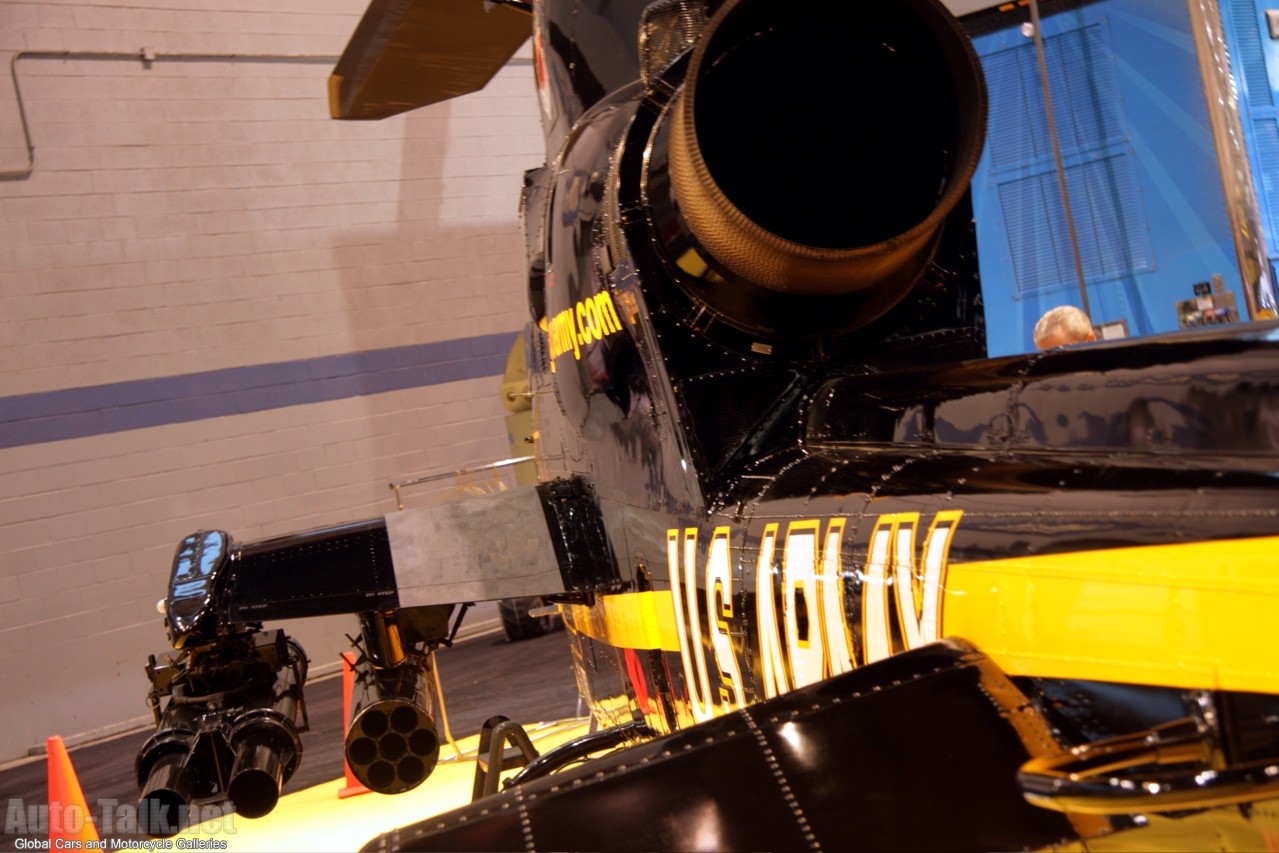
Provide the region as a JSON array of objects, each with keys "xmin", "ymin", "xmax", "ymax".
[{"xmin": 1033, "ymin": 305, "xmax": 1096, "ymax": 350}]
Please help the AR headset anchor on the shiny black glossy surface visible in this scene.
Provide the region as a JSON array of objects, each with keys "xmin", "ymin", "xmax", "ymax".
[
  {"xmin": 136, "ymin": 0, "xmax": 1279, "ymax": 843},
  {"xmin": 809, "ymin": 323, "xmax": 1279, "ymax": 455},
  {"xmin": 537, "ymin": 477, "xmax": 620, "ymax": 592},
  {"xmin": 364, "ymin": 642, "xmax": 1076, "ymax": 853},
  {"xmin": 521, "ymin": 0, "xmax": 1279, "ymax": 840},
  {"xmin": 166, "ymin": 530, "xmax": 228, "ymax": 646},
  {"xmin": 531, "ymin": 0, "xmax": 991, "ymax": 518},
  {"xmin": 226, "ymin": 519, "xmax": 399, "ymax": 622},
  {"xmin": 535, "ymin": 0, "xmax": 654, "ymax": 155}
]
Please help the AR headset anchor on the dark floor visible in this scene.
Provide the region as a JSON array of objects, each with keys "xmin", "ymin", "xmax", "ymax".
[{"xmin": 0, "ymin": 629, "xmax": 579, "ymax": 852}]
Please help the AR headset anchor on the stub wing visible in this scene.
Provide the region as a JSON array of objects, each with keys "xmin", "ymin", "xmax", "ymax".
[{"xmin": 329, "ymin": 0, "xmax": 532, "ymax": 121}]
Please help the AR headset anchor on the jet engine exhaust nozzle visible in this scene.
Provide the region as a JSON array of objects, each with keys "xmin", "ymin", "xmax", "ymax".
[{"xmin": 668, "ymin": 0, "xmax": 987, "ymax": 317}]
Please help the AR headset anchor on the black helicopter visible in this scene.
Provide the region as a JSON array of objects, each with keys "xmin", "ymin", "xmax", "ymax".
[{"xmin": 135, "ymin": 0, "xmax": 1279, "ymax": 849}]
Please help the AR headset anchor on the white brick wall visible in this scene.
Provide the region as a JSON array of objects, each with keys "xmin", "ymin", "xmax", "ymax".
[
  {"xmin": 0, "ymin": 0, "xmax": 543, "ymax": 759},
  {"xmin": 1, "ymin": 380, "xmax": 519, "ymax": 751}
]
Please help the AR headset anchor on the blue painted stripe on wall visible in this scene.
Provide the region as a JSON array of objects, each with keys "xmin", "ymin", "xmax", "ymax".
[{"xmin": 0, "ymin": 331, "xmax": 519, "ymax": 450}]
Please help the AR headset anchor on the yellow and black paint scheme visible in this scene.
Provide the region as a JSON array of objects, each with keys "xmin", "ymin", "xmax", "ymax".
[
  {"xmin": 525, "ymin": 319, "xmax": 1279, "ymax": 847},
  {"xmin": 562, "ymin": 498, "xmax": 1279, "ymax": 731},
  {"xmin": 141, "ymin": 0, "xmax": 1279, "ymax": 849},
  {"xmin": 501, "ymin": 0, "xmax": 1279, "ymax": 845}
]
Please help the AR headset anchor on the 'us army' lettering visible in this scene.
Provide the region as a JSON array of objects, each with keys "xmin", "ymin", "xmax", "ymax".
[{"xmin": 667, "ymin": 510, "xmax": 962, "ymax": 718}]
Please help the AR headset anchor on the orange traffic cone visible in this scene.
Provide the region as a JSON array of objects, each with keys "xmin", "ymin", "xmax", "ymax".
[
  {"xmin": 338, "ymin": 652, "xmax": 371, "ymax": 799},
  {"xmin": 47, "ymin": 735, "xmax": 99, "ymax": 844}
]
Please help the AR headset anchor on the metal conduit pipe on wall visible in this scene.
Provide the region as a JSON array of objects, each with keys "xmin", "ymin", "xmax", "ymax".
[{"xmin": 1, "ymin": 49, "xmax": 341, "ymax": 180}]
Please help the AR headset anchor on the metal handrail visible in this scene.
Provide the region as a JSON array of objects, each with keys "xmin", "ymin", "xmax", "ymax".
[{"xmin": 389, "ymin": 455, "xmax": 534, "ymax": 510}]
